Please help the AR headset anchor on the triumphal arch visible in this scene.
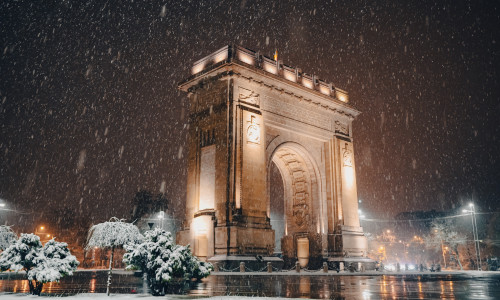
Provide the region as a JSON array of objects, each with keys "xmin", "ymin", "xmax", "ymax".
[{"xmin": 177, "ymin": 45, "xmax": 368, "ymax": 269}]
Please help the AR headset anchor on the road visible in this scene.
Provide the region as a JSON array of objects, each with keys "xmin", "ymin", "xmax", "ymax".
[{"xmin": 1, "ymin": 270, "xmax": 499, "ymax": 299}]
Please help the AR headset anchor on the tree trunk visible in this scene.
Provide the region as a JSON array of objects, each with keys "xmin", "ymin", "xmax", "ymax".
[
  {"xmin": 142, "ymin": 272, "xmax": 148, "ymax": 295},
  {"xmin": 28, "ymin": 280, "xmax": 44, "ymax": 296},
  {"xmin": 106, "ymin": 246, "xmax": 115, "ymax": 296},
  {"xmin": 454, "ymin": 251, "xmax": 464, "ymax": 270},
  {"xmin": 28, "ymin": 280, "xmax": 34, "ymax": 294},
  {"xmin": 35, "ymin": 281, "xmax": 44, "ymax": 296},
  {"xmin": 440, "ymin": 240, "xmax": 447, "ymax": 268}
]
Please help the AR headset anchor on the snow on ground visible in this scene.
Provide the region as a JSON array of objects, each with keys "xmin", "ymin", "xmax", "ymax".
[{"xmin": 0, "ymin": 294, "xmax": 292, "ymax": 300}]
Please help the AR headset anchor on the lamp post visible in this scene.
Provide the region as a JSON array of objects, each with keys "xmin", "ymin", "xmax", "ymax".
[
  {"xmin": 0, "ymin": 199, "xmax": 6, "ymax": 224},
  {"xmin": 463, "ymin": 203, "xmax": 481, "ymax": 271},
  {"xmin": 398, "ymin": 240, "xmax": 408, "ymax": 261},
  {"xmin": 158, "ymin": 211, "xmax": 165, "ymax": 230}
]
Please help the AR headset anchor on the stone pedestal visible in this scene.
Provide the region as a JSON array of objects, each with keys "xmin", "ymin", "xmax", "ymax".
[{"xmin": 214, "ymin": 225, "xmax": 275, "ymax": 256}]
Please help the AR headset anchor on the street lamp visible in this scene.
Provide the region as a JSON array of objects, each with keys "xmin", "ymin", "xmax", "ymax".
[
  {"xmin": 158, "ymin": 211, "xmax": 165, "ymax": 230},
  {"xmin": 463, "ymin": 203, "xmax": 481, "ymax": 271},
  {"xmin": 0, "ymin": 199, "xmax": 7, "ymax": 224}
]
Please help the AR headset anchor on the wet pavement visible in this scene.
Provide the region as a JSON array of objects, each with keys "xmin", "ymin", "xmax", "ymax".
[{"xmin": 1, "ymin": 270, "xmax": 499, "ymax": 299}]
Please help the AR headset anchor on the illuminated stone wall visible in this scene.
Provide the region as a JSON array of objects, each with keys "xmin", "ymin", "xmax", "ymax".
[{"xmin": 199, "ymin": 145, "xmax": 215, "ymax": 210}]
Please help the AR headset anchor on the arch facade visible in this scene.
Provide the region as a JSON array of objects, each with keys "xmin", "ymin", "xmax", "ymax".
[{"xmin": 177, "ymin": 45, "xmax": 368, "ymax": 268}]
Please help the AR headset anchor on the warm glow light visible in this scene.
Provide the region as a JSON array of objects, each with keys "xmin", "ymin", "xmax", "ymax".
[
  {"xmin": 192, "ymin": 216, "xmax": 210, "ymax": 235},
  {"xmin": 343, "ymin": 166, "xmax": 355, "ymax": 189},
  {"xmin": 319, "ymin": 85, "xmax": 331, "ymax": 95},
  {"xmin": 90, "ymin": 278, "xmax": 96, "ymax": 293},
  {"xmin": 237, "ymin": 52, "xmax": 254, "ymax": 65},
  {"xmin": 213, "ymin": 51, "xmax": 228, "ymax": 64},
  {"xmin": 40, "ymin": 226, "xmax": 45, "ymax": 230},
  {"xmin": 47, "ymin": 234, "xmax": 50, "ymax": 238},
  {"xmin": 302, "ymin": 78, "xmax": 313, "ymax": 89},
  {"xmin": 336, "ymin": 90, "xmax": 349, "ymax": 102},
  {"xmin": 387, "ymin": 230, "xmax": 391, "ymax": 233},
  {"xmin": 191, "ymin": 62, "xmax": 206, "ymax": 74},
  {"xmin": 283, "ymin": 70, "xmax": 296, "ymax": 82},
  {"xmin": 263, "ymin": 61, "xmax": 278, "ymax": 74}
]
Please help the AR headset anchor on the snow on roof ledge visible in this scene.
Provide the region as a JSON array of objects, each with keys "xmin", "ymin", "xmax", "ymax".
[{"xmin": 190, "ymin": 45, "xmax": 349, "ymax": 103}]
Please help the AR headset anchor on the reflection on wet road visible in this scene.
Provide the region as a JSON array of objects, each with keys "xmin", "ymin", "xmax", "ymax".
[
  {"xmin": 199, "ymin": 274, "xmax": 500, "ymax": 299},
  {"xmin": 1, "ymin": 271, "xmax": 499, "ymax": 299}
]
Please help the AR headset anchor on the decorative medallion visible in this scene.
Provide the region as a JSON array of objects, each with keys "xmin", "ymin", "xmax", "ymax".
[
  {"xmin": 293, "ymin": 204, "xmax": 310, "ymax": 228},
  {"xmin": 247, "ymin": 115, "xmax": 260, "ymax": 144},
  {"xmin": 343, "ymin": 144, "xmax": 353, "ymax": 167}
]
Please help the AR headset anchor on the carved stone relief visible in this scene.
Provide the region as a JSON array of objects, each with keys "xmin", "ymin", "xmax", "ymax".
[
  {"xmin": 274, "ymin": 149, "xmax": 312, "ymax": 229},
  {"xmin": 246, "ymin": 115, "xmax": 260, "ymax": 144},
  {"xmin": 334, "ymin": 120, "xmax": 349, "ymax": 136},
  {"xmin": 342, "ymin": 143, "xmax": 353, "ymax": 167},
  {"xmin": 239, "ymin": 87, "xmax": 260, "ymax": 107}
]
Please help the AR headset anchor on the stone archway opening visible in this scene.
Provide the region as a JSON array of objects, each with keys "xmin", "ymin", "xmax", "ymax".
[
  {"xmin": 269, "ymin": 161, "xmax": 285, "ymax": 254},
  {"xmin": 268, "ymin": 143, "xmax": 323, "ymax": 268}
]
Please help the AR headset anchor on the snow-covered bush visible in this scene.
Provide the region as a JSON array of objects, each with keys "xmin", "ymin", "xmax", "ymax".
[
  {"xmin": 0, "ymin": 225, "xmax": 17, "ymax": 251},
  {"xmin": 30, "ymin": 239, "xmax": 80, "ymax": 282},
  {"xmin": 123, "ymin": 228, "xmax": 212, "ymax": 296},
  {"xmin": 86, "ymin": 217, "xmax": 143, "ymax": 296},
  {"xmin": 0, "ymin": 234, "xmax": 79, "ymax": 295}
]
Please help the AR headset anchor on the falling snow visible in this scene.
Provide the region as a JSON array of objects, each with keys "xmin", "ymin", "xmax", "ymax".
[{"xmin": 0, "ymin": 0, "xmax": 499, "ymax": 279}]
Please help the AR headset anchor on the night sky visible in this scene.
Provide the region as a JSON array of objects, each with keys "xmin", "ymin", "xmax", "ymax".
[{"xmin": 1, "ymin": 0, "xmax": 499, "ymax": 229}]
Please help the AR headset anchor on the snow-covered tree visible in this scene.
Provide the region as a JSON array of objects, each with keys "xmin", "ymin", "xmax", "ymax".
[
  {"xmin": 86, "ymin": 217, "xmax": 143, "ymax": 296},
  {"xmin": 0, "ymin": 234, "xmax": 79, "ymax": 295},
  {"xmin": 424, "ymin": 220, "xmax": 466, "ymax": 269},
  {"xmin": 0, "ymin": 225, "xmax": 17, "ymax": 251},
  {"xmin": 123, "ymin": 228, "xmax": 212, "ymax": 296}
]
